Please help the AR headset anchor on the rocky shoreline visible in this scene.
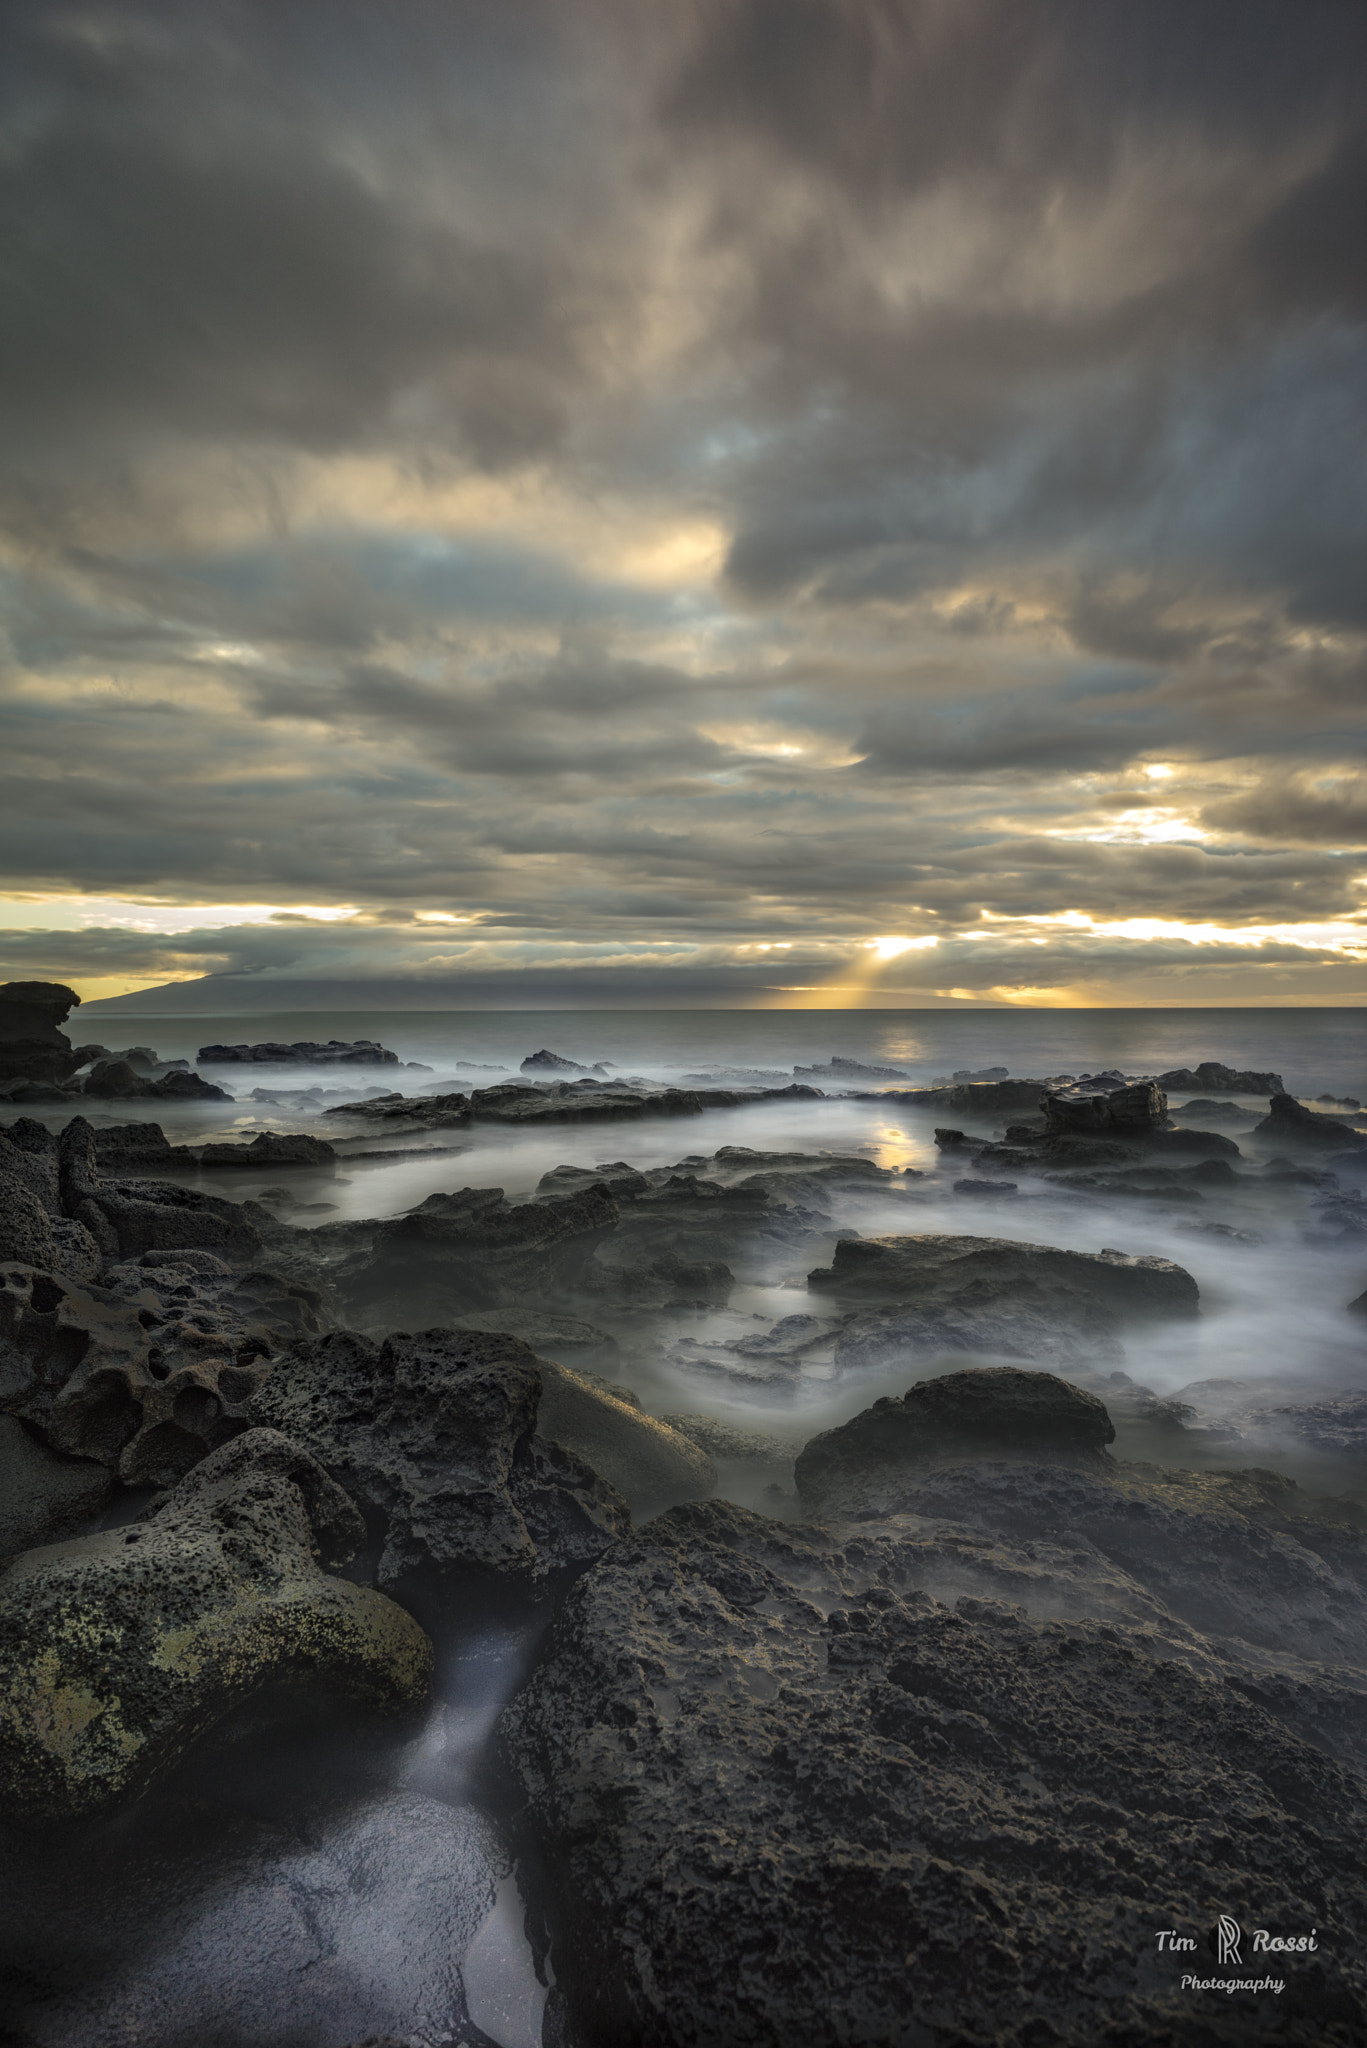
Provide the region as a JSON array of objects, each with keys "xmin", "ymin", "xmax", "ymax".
[{"xmin": 2, "ymin": 985, "xmax": 1366, "ymax": 2043}]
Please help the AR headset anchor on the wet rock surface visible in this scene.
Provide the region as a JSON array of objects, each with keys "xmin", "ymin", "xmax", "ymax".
[
  {"xmin": 0, "ymin": 1788, "xmax": 504, "ymax": 2048},
  {"xmin": 0, "ymin": 1429, "xmax": 433, "ymax": 1818},
  {"xmin": 535, "ymin": 1358, "xmax": 714, "ymax": 1514},
  {"xmin": 1043, "ymin": 1073, "xmax": 1169, "ymax": 1133},
  {"xmin": 249, "ymin": 1326, "xmax": 632, "ymax": 1594},
  {"xmin": 795, "ymin": 1366, "xmax": 1117, "ymax": 1509},
  {"xmin": 500, "ymin": 1490, "xmax": 1367, "ymax": 2048}
]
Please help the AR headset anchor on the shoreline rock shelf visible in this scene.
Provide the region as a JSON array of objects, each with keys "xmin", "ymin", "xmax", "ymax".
[{"xmin": 197, "ymin": 1038, "xmax": 420, "ymax": 1066}]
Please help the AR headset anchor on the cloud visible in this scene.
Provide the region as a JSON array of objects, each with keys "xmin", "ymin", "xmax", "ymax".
[{"xmin": 0, "ymin": 0, "xmax": 1361, "ymax": 1004}]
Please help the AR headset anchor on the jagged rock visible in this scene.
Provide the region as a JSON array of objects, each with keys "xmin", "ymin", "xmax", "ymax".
[
  {"xmin": 199, "ymin": 1039, "xmax": 403, "ymax": 1065},
  {"xmin": 198, "ymin": 1132, "xmax": 335, "ymax": 1168},
  {"xmin": 0, "ymin": 1260, "xmax": 275, "ymax": 1487},
  {"xmin": 521, "ymin": 1048, "xmax": 593, "ymax": 1073},
  {"xmin": 248, "ymin": 1327, "xmax": 631, "ymax": 1595},
  {"xmin": 346, "ymin": 1182, "xmax": 619, "ymax": 1316},
  {"xmin": 809, "ymin": 1232, "xmax": 1200, "ymax": 1317},
  {"xmin": 323, "ymin": 1089, "xmax": 472, "ymax": 1126},
  {"xmin": 1158, "ymin": 1061, "xmax": 1286, "ymax": 1094},
  {"xmin": 0, "ymin": 1415, "xmax": 111, "ymax": 1557},
  {"xmin": 499, "ymin": 1499, "xmax": 1367, "ymax": 2048},
  {"xmin": 534, "ymin": 1360, "xmax": 714, "ymax": 1514},
  {"xmin": 92, "ymin": 1121, "xmax": 177, "ymax": 1170},
  {"xmin": 0, "ymin": 1429, "xmax": 433, "ymax": 1817},
  {"xmin": 1043, "ymin": 1073, "xmax": 1168, "ymax": 1132},
  {"xmin": 0, "ymin": 1791, "xmax": 503, "ymax": 2048},
  {"xmin": 154, "ymin": 1069, "xmax": 232, "ymax": 1100},
  {"xmin": 83, "ymin": 1057, "xmax": 159, "ymax": 1098},
  {"xmin": 0, "ymin": 1121, "xmax": 102, "ymax": 1280},
  {"xmin": 792, "ymin": 1056, "xmax": 908, "ymax": 1080},
  {"xmin": 0, "ymin": 983, "xmax": 82, "ymax": 1085},
  {"xmin": 1253, "ymin": 1093, "xmax": 1367, "ymax": 1153},
  {"xmin": 794, "ymin": 1367, "xmax": 1116, "ymax": 1509},
  {"xmin": 58, "ymin": 1117, "xmax": 263, "ymax": 1267}
]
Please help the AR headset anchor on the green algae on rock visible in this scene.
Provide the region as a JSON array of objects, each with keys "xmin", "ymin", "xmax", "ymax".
[{"xmin": 0, "ymin": 1428, "xmax": 432, "ymax": 1819}]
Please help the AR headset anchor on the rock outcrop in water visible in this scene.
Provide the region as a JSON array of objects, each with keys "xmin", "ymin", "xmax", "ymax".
[
  {"xmin": 0, "ymin": 1428, "xmax": 433, "ymax": 1818},
  {"xmin": 1159, "ymin": 1061, "xmax": 1286, "ymax": 1094},
  {"xmin": 1254, "ymin": 1092, "xmax": 1367, "ymax": 1154},
  {"xmin": 0, "ymin": 981, "xmax": 83, "ymax": 1088},
  {"xmin": 1042, "ymin": 1073, "xmax": 1168, "ymax": 1132},
  {"xmin": 199, "ymin": 1038, "xmax": 405, "ymax": 1066}
]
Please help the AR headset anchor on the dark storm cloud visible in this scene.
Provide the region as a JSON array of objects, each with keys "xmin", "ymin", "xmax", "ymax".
[{"xmin": 0, "ymin": 0, "xmax": 1362, "ymax": 997}]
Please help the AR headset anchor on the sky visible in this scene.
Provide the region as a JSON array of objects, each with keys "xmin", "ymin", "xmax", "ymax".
[{"xmin": 1, "ymin": 0, "xmax": 1364, "ymax": 1010}]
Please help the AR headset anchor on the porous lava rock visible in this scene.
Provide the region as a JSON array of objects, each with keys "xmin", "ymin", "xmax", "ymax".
[
  {"xmin": 499, "ymin": 1499, "xmax": 1367, "ymax": 2048},
  {"xmin": 57, "ymin": 1117, "xmax": 263, "ymax": 1266},
  {"xmin": 0, "ymin": 1258, "xmax": 289, "ymax": 1488},
  {"xmin": 795, "ymin": 1367, "xmax": 1116, "ymax": 1509},
  {"xmin": 0, "ymin": 1429, "xmax": 433, "ymax": 1818},
  {"xmin": 248, "ymin": 1326, "xmax": 631, "ymax": 1594},
  {"xmin": 0, "ymin": 1120, "xmax": 102, "ymax": 1280}
]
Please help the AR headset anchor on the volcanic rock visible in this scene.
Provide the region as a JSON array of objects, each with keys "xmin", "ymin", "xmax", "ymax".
[
  {"xmin": 248, "ymin": 1326, "xmax": 631, "ymax": 1595},
  {"xmin": 0, "ymin": 1120, "xmax": 103, "ymax": 1280},
  {"xmin": 347, "ymin": 1181, "xmax": 619, "ymax": 1317},
  {"xmin": 0, "ymin": 1428, "xmax": 433, "ymax": 1818},
  {"xmin": 324, "ymin": 1090, "xmax": 471, "ymax": 1126},
  {"xmin": 809, "ymin": 1231, "xmax": 1200, "ymax": 1317},
  {"xmin": 0, "ymin": 1259, "xmax": 276, "ymax": 1488},
  {"xmin": 0, "ymin": 1415, "xmax": 111, "ymax": 1557},
  {"xmin": 794, "ymin": 1367, "xmax": 1116, "ymax": 1509},
  {"xmin": 792, "ymin": 1056, "xmax": 909, "ymax": 1080},
  {"xmin": 498, "ymin": 1497, "xmax": 1367, "ymax": 2047},
  {"xmin": 521, "ymin": 1048, "xmax": 594, "ymax": 1073},
  {"xmin": 197, "ymin": 1132, "xmax": 336, "ymax": 1168},
  {"xmin": 198, "ymin": 1039, "xmax": 402, "ymax": 1066},
  {"xmin": 1042, "ymin": 1073, "xmax": 1168, "ymax": 1133},
  {"xmin": 1158, "ymin": 1061, "xmax": 1286, "ymax": 1094},
  {"xmin": 0, "ymin": 983, "xmax": 82, "ymax": 1086},
  {"xmin": 1253, "ymin": 1093, "xmax": 1367, "ymax": 1153},
  {"xmin": 57, "ymin": 1117, "xmax": 263, "ymax": 1267}
]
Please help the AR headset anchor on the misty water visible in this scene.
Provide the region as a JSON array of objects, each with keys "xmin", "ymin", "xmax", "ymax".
[{"xmin": 8, "ymin": 1007, "xmax": 1366, "ymax": 2046}]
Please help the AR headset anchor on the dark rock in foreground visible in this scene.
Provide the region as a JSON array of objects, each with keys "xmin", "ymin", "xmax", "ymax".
[
  {"xmin": 249, "ymin": 1326, "xmax": 631, "ymax": 1594},
  {"xmin": 199, "ymin": 1038, "xmax": 403, "ymax": 1066},
  {"xmin": 0, "ymin": 1429, "xmax": 432, "ymax": 1817},
  {"xmin": 0, "ymin": 982, "xmax": 82, "ymax": 1086},
  {"xmin": 0, "ymin": 1414, "xmax": 111, "ymax": 1557},
  {"xmin": 500, "ymin": 1496, "xmax": 1367, "ymax": 2047},
  {"xmin": 795, "ymin": 1366, "xmax": 1116, "ymax": 1508}
]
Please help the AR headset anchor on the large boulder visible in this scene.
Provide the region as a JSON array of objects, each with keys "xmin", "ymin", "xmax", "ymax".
[
  {"xmin": 1253, "ymin": 1093, "xmax": 1367, "ymax": 1154},
  {"xmin": 248, "ymin": 1326, "xmax": 631, "ymax": 1595},
  {"xmin": 1042, "ymin": 1073, "xmax": 1167, "ymax": 1133},
  {"xmin": 0, "ymin": 1790, "xmax": 506, "ymax": 2048},
  {"xmin": 0, "ymin": 983, "xmax": 81, "ymax": 1086},
  {"xmin": 794, "ymin": 1367, "xmax": 1116, "ymax": 1510},
  {"xmin": 535, "ymin": 1360, "xmax": 715, "ymax": 1514},
  {"xmin": 499, "ymin": 1499, "xmax": 1367, "ymax": 2047},
  {"xmin": 82, "ymin": 1057, "xmax": 158, "ymax": 1099},
  {"xmin": 0, "ymin": 1429, "xmax": 433, "ymax": 1818}
]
